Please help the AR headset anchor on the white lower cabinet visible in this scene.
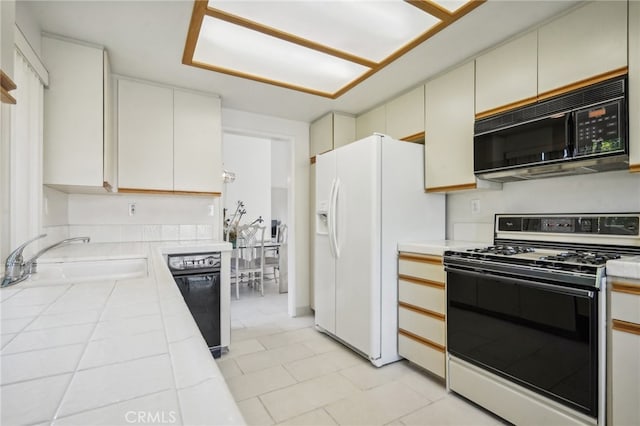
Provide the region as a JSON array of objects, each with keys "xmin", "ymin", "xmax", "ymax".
[
  {"xmin": 610, "ymin": 278, "xmax": 640, "ymax": 426},
  {"xmin": 397, "ymin": 252, "xmax": 446, "ymax": 378}
]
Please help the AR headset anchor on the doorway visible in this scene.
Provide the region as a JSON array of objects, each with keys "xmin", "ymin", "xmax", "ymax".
[{"xmin": 222, "ymin": 131, "xmax": 294, "ymax": 316}]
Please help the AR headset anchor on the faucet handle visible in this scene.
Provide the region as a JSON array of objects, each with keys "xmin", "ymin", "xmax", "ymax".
[{"xmin": 5, "ymin": 234, "xmax": 47, "ymax": 266}]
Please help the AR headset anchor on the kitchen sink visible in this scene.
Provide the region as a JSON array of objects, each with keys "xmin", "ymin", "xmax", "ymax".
[{"xmin": 26, "ymin": 258, "xmax": 148, "ymax": 285}]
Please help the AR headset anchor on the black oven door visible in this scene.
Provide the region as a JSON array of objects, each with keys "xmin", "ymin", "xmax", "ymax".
[
  {"xmin": 474, "ymin": 111, "xmax": 571, "ymax": 173},
  {"xmin": 446, "ymin": 266, "xmax": 598, "ymax": 417}
]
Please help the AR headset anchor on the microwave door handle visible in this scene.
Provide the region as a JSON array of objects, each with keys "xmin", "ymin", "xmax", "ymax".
[{"xmin": 566, "ymin": 111, "xmax": 574, "ymax": 157}]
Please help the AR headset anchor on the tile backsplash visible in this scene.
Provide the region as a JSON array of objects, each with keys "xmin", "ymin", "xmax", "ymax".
[{"xmin": 42, "ymin": 224, "xmax": 217, "ymax": 244}]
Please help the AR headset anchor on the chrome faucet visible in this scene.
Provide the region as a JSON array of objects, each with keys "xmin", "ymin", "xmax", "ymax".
[{"xmin": 1, "ymin": 235, "xmax": 90, "ymax": 288}]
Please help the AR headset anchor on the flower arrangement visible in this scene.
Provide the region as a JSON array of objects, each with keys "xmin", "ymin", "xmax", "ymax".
[{"xmin": 224, "ymin": 201, "xmax": 245, "ymax": 247}]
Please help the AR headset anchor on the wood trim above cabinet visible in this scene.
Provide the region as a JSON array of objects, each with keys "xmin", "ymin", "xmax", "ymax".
[
  {"xmin": 399, "ymin": 301, "xmax": 445, "ymax": 321},
  {"xmin": 399, "ymin": 328, "xmax": 445, "ymax": 352},
  {"xmin": 612, "ymin": 319, "xmax": 640, "ymax": 336},
  {"xmin": 310, "ymin": 156, "xmax": 317, "ymax": 165},
  {"xmin": 426, "ymin": 182, "xmax": 477, "ymax": 193},
  {"xmin": 475, "ymin": 96, "xmax": 538, "ymax": 120},
  {"xmin": 1, "ymin": 70, "xmax": 17, "ymax": 104},
  {"xmin": 537, "ymin": 67, "xmax": 628, "ymax": 102},
  {"xmin": 630, "ymin": 164, "xmax": 640, "ymax": 173},
  {"xmin": 399, "ymin": 253, "xmax": 443, "ymax": 265},
  {"xmin": 611, "ymin": 281, "xmax": 640, "ymax": 296},
  {"xmin": 401, "ymin": 132, "xmax": 426, "ymax": 143},
  {"xmin": 118, "ymin": 187, "xmax": 222, "ymax": 197},
  {"xmin": 399, "ymin": 274, "xmax": 444, "ymax": 289}
]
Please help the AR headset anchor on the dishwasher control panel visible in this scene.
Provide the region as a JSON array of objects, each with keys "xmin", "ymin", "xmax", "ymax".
[{"xmin": 167, "ymin": 252, "xmax": 221, "ymax": 273}]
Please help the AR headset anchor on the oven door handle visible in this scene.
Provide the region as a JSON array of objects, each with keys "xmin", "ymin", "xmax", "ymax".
[{"xmin": 446, "ymin": 266, "xmax": 595, "ymax": 298}]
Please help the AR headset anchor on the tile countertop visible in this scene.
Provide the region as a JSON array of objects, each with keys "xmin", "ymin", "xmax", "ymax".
[
  {"xmin": 0, "ymin": 240, "xmax": 245, "ymax": 426},
  {"xmin": 397, "ymin": 240, "xmax": 489, "ymax": 257},
  {"xmin": 607, "ymin": 255, "xmax": 640, "ymax": 281}
]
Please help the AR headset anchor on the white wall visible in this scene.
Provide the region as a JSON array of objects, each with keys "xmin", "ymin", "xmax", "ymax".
[
  {"xmin": 223, "ymin": 133, "xmax": 271, "ymax": 231},
  {"xmin": 271, "ymin": 138, "xmax": 290, "ymax": 236},
  {"xmin": 447, "ymin": 170, "xmax": 640, "ymax": 242},
  {"xmin": 222, "ymin": 108, "xmax": 310, "ymax": 317}
]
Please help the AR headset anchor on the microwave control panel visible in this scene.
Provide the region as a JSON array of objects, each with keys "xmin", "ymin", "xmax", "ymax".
[{"xmin": 575, "ymin": 101, "xmax": 622, "ymax": 156}]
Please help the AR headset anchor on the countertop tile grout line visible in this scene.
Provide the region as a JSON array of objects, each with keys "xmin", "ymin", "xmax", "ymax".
[
  {"xmin": 50, "ymin": 279, "xmax": 118, "ymax": 423},
  {"xmin": 52, "ymin": 387, "xmax": 176, "ymax": 423}
]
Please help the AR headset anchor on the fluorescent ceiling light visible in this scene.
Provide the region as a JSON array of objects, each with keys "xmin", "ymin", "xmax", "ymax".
[{"xmin": 183, "ymin": 0, "xmax": 485, "ymax": 98}]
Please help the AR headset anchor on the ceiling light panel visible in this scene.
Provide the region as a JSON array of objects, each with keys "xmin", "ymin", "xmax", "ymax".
[
  {"xmin": 207, "ymin": 0, "xmax": 441, "ymax": 63},
  {"xmin": 193, "ymin": 16, "xmax": 369, "ymax": 93}
]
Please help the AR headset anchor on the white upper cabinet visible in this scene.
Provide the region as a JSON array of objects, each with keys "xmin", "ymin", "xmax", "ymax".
[
  {"xmin": 43, "ymin": 36, "xmax": 113, "ymax": 191},
  {"xmin": 173, "ymin": 90, "xmax": 222, "ymax": 193},
  {"xmin": 309, "ymin": 112, "xmax": 355, "ymax": 157},
  {"xmin": 538, "ymin": 1, "xmax": 627, "ymax": 96},
  {"xmin": 424, "ymin": 62, "xmax": 476, "ymax": 192},
  {"xmin": 117, "ymin": 79, "xmax": 173, "ymax": 191},
  {"xmin": 385, "ymin": 86, "xmax": 424, "ymax": 141},
  {"xmin": 310, "ymin": 113, "xmax": 333, "ymax": 157},
  {"xmin": 475, "ymin": 31, "xmax": 537, "ymax": 116},
  {"xmin": 356, "ymin": 105, "xmax": 385, "ymax": 140},
  {"xmin": 117, "ymin": 78, "xmax": 222, "ymax": 194},
  {"xmin": 629, "ymin": 0, "xmax": 640, "ymax": 172}
]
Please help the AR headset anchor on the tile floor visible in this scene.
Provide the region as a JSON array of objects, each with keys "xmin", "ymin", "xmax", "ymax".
[{"xmin": 218, "ymin": 282, "xmax": 508, "ymax": 426}]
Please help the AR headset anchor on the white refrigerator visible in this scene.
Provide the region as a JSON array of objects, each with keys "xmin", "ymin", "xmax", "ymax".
[{"xmin": 314, "ymin": 134, "xmax": 445, "ymax": 367}]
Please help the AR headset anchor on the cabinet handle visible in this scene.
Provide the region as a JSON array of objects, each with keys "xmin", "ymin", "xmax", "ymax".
[
  {"xmin": 611, "ymin": 281, "xmax": 640, "ymax": 296},
  {"xmin": 399, "ymin": 253, "xmax": 442, "ymax": 265},
  {"xmin": 399, "ymin": 302, "xmax": 445, "ymax": 321},
  {"xmin": 612, "ymin": 319, "xmax": 640, "ymax": 336},
  {"xmin": 399, "ymin": 274, "xmax": 444, "ymax": 289},
  {"xmin": 399, "ymin": 328, "xmax": 445, "ymax": 353}
]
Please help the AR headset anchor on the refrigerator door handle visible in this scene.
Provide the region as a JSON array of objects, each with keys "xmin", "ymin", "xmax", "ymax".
[
  {"xmin": 331, "ymin": 178, "xmax": 341, "ymax": 259},
  {"xmin": 327, "ymin": 179, "xmax": 337, "ymax": 259}
]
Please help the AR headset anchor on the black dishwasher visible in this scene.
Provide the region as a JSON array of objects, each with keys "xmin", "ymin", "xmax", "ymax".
[{"xmin": 167, "ymin": 252, "xmax": 222, "ymax": 358}]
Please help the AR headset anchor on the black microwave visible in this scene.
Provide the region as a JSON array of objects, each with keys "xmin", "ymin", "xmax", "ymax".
[{"xmin": 474, "ymin": 76, "xmax": 629, "ymax": 182}]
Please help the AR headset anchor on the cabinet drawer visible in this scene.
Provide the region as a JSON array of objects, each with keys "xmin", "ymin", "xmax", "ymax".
[
  {"xmin": 611, "ymin": 329, "xmax": 640, "ymax": 426},
  {"xmin": 611, "ymin": 282, "xmax": 640, "ymax": 324},
  {"xmin": 398, "ymin": 254, "xmax": 444, "ymax": 283},
  {"xmin": 398, "ymin": 305, "xmax": 445, "ymax": 346},
  {"xmin": 398, "ymin": 333, "xmax": 445, "ymax": 378},
  {"xmin": 398, "ymin": 279, "xmax": 444, "ymax": 315}
]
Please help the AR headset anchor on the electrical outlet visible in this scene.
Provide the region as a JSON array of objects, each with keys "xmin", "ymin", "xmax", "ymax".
[
  {"xmin": 128, "ymin": 203, "xmax": 136, "ymax": 216},
  {"xmin": 208, "ymin": 205, "xmax": 215, "ymax": 217},
  {"xmin": 471, "ymin": 199, "xmax": 480, "ymax": 214}
]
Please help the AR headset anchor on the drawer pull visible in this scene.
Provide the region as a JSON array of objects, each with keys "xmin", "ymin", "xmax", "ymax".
[
  {"xmin": 399, "ymin": 274, "xmax": 444, "ymax": 289},
  {"xmin": 399, "ymin": 328, "xmax": 445, "ymax": 353},
  {"xmin": 399, "ymin": 253, "xmax": 443, "ymax": 265},
  {"xmin": 399, "ymin": 302, "xmax": 445, "ymax": 320},
  {"xmin": 611, "ymin": 281, "xmax": 640, "ymax": 296},
  {"xmin": 612, "ymin": 319, "xmax": 640, "ymax": 336}
]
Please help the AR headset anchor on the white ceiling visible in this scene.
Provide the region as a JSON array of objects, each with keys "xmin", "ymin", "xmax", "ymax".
[{"xmin": 19, "ymin": 0, "xmax": 581, "ymax": 123}]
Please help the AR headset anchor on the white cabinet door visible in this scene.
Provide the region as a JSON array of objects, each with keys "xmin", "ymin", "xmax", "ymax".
[
  {"xmin": 612, "ymin": 328, "xmax": 640, "ymax": 426},
  {"xmin": 43, "ymin": 36, "xmax": 104, "ymax": 188},
  {"xmin": 424, "ymin": 62, "xmax": 476, "ymax": 192},
  {"xmin": 475, "ymin": 31, "xmax": 538, "ymax": 116},
  {"xmin": 538, "ymin": 1, "xmax": 627, "ymax": 96},
  {"xmin": 385, "ymin": 86, "xmax": 424, "ymax": 141},
  {"xmin": 173, "ymin": 90, "xmax": 222, "ymax": 193},
  {"xmin": 332, "ymin": 113, "xmax": 355, "ymax": 149},
  {"xmin": 117, "ymin": 79, "xmax": 173, "ymax": 191},
  {"xmin": 310, "ymin": 113, "xmax": 333, "ymax": 157},
  {"xmin": 629, "ymin": 0, "xmax": 640, "ymax": 172},
  {"xmin": 356, "ymin": 105, "xmax": 385, "ymax": 140}
]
